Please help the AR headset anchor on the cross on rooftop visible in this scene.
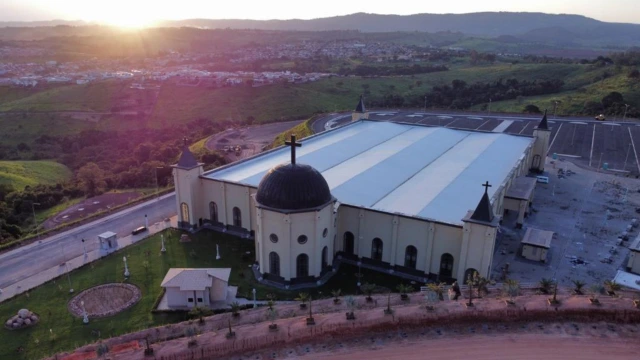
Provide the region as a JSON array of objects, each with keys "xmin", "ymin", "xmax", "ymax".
[
  {"xmin": 482, "ymin": 181, "xmax": 492, "ymax": 194},
  {"xmin": 285, "ymin": 134, "xmax": 302, "ymax": 165}
]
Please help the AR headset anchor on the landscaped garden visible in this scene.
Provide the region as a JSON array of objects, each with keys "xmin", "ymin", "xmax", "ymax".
[{"xmin": 0, "ymin": 228, "xmax": 414, "ymax": 359}]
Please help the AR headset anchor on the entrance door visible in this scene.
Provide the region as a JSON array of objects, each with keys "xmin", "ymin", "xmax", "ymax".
[
  {"xmin": 343, "ymin": 232, "xmax": 355, "ymax": 254},
  {"xmin": 439, "ymin": 253, "xmax": 454, "ymax": 279}
]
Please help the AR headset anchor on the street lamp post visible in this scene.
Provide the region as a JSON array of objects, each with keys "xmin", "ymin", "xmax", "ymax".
[
  {"xmin": 31, "ymin": 202, "xmax": 40, "ymax": 240},
  {"xmin": 81, "ymin": 301, "xmax": 89, "ymax": 324},
  {"xmin": 553, "ymin": 101, "xmax": 560, "ymax": 119},
  {"xmin": 123, "ymin": 256, "xmax": 130, "ymax": 277},
  {"xmin": 488, "ymin": 98, "xmax": 492, "ymax": 115},
  {"xmin": 160, "ymin": 234, "xmax": 166, "ymax": 253},
  {"xmin": 81, "ymin": 238, "xmax": 87, "ymax": 257},
  {"xmin": 252, "ymin": 288, "xmax": 257, "ymax": 309},
  {"xmin": 623, "ymin": 104, "xmax": 630, "ymax": 122}
]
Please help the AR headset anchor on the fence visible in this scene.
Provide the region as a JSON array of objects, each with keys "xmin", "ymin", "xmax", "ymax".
[{"xmin": 157, "ymin": 307, "xmax": 640, "ymax": 360}]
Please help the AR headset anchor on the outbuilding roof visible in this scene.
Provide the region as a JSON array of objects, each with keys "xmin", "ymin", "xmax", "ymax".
[
  {"xmin": 521, "ymin": 228, "xmax": 553, "ymax": 249},
  {"xmin": 629, "ymin": 235, "xmax": 640, "ymax": 252},
  {"xmin": 204, "ymin": 120, "xmax": 533, "ymax": 225},
  {"xmin": 161, "ymin": 268, "xmax": 231, "ymax": 291}
]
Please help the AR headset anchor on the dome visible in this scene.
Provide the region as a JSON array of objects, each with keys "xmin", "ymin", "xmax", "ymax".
[{"xmin": 256, "ymin": 163, "xmax": 332, "ymax": 210}]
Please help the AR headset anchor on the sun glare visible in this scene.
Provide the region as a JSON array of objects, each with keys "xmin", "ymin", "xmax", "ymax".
[{"xmin": 106, "ymin": 15, "xmax": 154, "ymax": 29}]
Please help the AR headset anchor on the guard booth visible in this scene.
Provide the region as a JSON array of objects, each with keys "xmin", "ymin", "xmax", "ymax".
[
  {"xmin": 521, "ymin": 228, "xmax": 553, "ymax": 262},
  {"xmin": 98, "ymin": 231, "xmax": 118, "ymax": 251}
]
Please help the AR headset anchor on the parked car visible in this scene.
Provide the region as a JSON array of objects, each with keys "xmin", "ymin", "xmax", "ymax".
[{"xmin": 595, "ymin": 114, "xmax": 606, "ymax": 121}]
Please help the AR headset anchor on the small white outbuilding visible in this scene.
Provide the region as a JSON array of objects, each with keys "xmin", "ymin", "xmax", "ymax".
[{"xmin": 160, "ymin": 268, "xmax": 235, "ymax": 309}]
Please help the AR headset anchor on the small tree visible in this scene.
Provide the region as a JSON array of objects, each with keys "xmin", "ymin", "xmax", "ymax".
[
  {"xmin": 589, "ymin": 284, "xmax": 605, "ymax": 304},
  {"xmin": 361, "ymin": 283, "xmax": 376, "ymax": 302},
  {"xmin": 472, "ymin": 272, "xmax": 490, "ymax": 297},
  {"xmin": 465, "ymin": 275, "xmax": 474, "ymax": 307},
  {"xmin": 266, "ymin": 306, "xmax": 278, "ymax": 330},
  {"xmin": 538, "ymin": 278, "xmax": 555, "ymax": 295},
  {"xmin": 427, "ymin": 282, "xmax": 446, "ymax": 301},
  {"xmin": 396, "ymin": 284, "xmax": 412, "ymax": 300},
  {"xmin": 185, "ymin": 327, "xmax": 197, "ymax": 347},
  {"xmin": 226, "ymin": 319, "xmax": 235, "ymax": 338},
  {"xmin": 345, "ymin": 296, "xmax": 357, "ymax": 320},
  {"xmin": 96, "ymin": 342, "xmax": 109, "ymax": 358},
  {"xmin": 572, "ymin": 280, "xmax": 586, "ymax": 295},
  {"xmin": 549, "ymin": 282, "xmax": 560, "ymax": 305},
  {"xmin": 384, "ymin": 291, "xmax": 394, "ymax": 315},
  {"xmin": 604, "ymin": 280, "xmax": 621, "ymax": 295},
  {"xmin": 229, "ymin": 301, "xmax": 241, "ymax": 317},
  {"xmin": 503, "ymin": 279, "xmax": 520, "ymax": 304},
  {"xmin": 332, "ymin": 289, "xmax": 342, "ymax": 304},
  {"xmin": 295, "ymin": 292, "xmax": 310, "ymax": 309}
]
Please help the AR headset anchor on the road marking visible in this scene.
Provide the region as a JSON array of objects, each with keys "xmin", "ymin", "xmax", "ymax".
[
  {"xmin": 628, "ymin": 127, "xmax": 640, "ymax": 174},
  {"xmin": 476, "ymin": 119, "xmax": 490, "ymax": 130},
  {"xmin": 601, "ymin": 122, "xmax": 621, "ymax": 126},
  {"xmin": 438, "ymin": 115, "xmax": 453, "ymax": 119},
  {"xmin": 518, "ymin": 121, "xmax": 532, "ymax": 134},
  {"xmin": 406, "ymin": 114, "xmax": 423, "ymax": 118},
  {"xmin": 446, "ymin": 119, "xmax": 459, "ymax": 128},
  {"xmin": 492, "ymin": 120, "xmax": 513, "ymax": 133},
  {"xmin": 468, "ymin": 117, "xmax": 484, "ymax": 120},
  {"xmin": 548, "ymin": 123, "xmax": 563, "ymax": 154},
  {"xmin": 570, "ymin": 121, "xmax": 587, "ymax": 125},
  {"xmin": 589, "ymin": 124, "xmax": 596, "ymax": 167},
  {"xmin": 548, "ymin": 121, "xmax": 556, "ymax": 124}
]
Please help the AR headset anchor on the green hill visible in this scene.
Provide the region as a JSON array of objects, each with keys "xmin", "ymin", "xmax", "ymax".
[{"xmin": 0, "ymin": 160, "xmax": 72, "ymax": 191}]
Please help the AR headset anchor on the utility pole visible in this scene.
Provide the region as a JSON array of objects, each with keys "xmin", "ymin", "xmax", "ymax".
[
  {"xmin": 623, "ymin": 104, "xmax": 630, "ymax": 122},
  {"xmin": 488, "ymin": 98, "xmax": 492, "ymax": 115},
  {"xmin": 424, "ymin": 95, "xmax": 427, "ymax": 114},
  {"xmin": 31, "ymin": 202, "xmax": 40, "ymax": 240}
]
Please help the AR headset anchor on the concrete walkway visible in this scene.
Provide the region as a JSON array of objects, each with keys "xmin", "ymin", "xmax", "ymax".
[{"xmin": 0, "ymin": 217, "xmax": 178, "ymax": 303}]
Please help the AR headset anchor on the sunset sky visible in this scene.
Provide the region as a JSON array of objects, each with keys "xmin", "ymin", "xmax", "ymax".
[{"xmin": 2, "ymin": 0, "xmax": 639, "ymax": 27}]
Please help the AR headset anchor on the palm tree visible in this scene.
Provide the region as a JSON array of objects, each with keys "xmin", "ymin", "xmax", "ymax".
[
  {"xmin": 538, "ymin": 278, "xmax": 554, "ymax": 295},
  {"xmin": 603, "ymin": 280, "xmax": 621, "ymax": 295},
  {"xmin": 427, "ymin": 282, "xmax": 446, "ymax": 301},
  {"xmin": 295, "ymin": 293, "xmax": 310, "ymax": 309},
  {"xmin": 396, "ymin": 284, "xmax": 412, "ymax": 300},
  {"xmin": 503, "ymin": 279, "xmax": 520, "ymax": 304},
  {"xmin": 345, "ymin": 296, "xmax": 357, "ymax": 320},
  {"xmin": 361, "ymin": 283, "xmax": 376, "ymax": 302},
  {"xmin": 229, "ymin": 301, "xmax": 241, "ymax": 317},
  {"xmin": 572, "ymin": 280, "xmax": 586, "ymax": 295},
  {"xmin": 332, "ymin": 289, "xmax": 342, "ymax": 304},
  {"xmin": 589, "ymin": 284, "xmax": 605, "ymax": 304}
]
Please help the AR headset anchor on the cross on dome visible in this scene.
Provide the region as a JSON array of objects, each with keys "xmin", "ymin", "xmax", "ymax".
[
  {"xmin": 285, "ymin": 134, "xmax": 302, "ymax": 165},
  {"xmin": 482, "ymin": 181, "xmax": 492, "ymax": 194}
]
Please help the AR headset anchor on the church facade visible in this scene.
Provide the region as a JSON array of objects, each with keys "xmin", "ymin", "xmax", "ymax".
[{"xmin": 173, "ymin": 107, "xmax": 550, "ymax": 286}]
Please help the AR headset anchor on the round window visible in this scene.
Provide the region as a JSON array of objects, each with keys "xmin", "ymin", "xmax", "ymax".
[
  {"xmin": 323, "ymin": 228, "xmax": 328, "ymax": 238},
  {"xmin": 297, "ymin": 235, "xmax": 308, "ymax": 244},
  {"xmin": 269, "ymin": 233, "xmax": 278, "ymax": 243}
]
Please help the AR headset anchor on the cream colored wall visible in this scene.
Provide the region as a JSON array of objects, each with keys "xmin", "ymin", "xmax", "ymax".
[
  {"xmin": 458, "ymin": 222, "xmax": 497, "ymax": 279},
  {"xmin": 173, "ymin": 166, "xmax": 203, "ymax": 226},
  {"xmin": 335, "ymin": 206, "xmax": 361, "ymax": 252},
  {"xmin": 257, "ymin": 203, "xmax": 334, "ymax": 280},
  {"xmin": 209, "ymin": 278, "xmax": 228, "ymax": 301},
  {"xmin": 628, "ymin": 251, "xmax": 640, "ymax": 274},
  {"xmin": 395, "ymin": 217, "xmax": 430, "ymax": 270},
  {"xmin": 199, "ymin": 179, "xmax": 255, "ymax": 231},
  {"xmin": 522, "ymin": 244, "xmax": 547, "ymax": 262},
  {"xmin": 531, "ymin": 129, "xmax": 550, "ymax": 171},
  {"xmin": 165, "ymin": 287, "xmax": 206, "ymax": 308},
  {"xmin": 430, "ymin": 224, "xmax": 463, "ymax": 278},
  {"xmin": 357, "ymin": 210, "xmax": 394, "ymax": 262}
]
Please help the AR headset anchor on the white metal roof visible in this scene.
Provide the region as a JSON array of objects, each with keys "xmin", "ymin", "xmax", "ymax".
[
  {"xmin": 98, "ymin": 231, "xmax": 117, "ymax": 239},
  {"xmin": 161, "ymin": 268, "xmax": 231, "ymax": 291},
  {"xmin": 205, "ymin": 121, "xmax": 533, "ymax": 225}
]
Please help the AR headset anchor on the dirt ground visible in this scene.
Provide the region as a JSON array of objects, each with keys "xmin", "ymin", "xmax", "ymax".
[
  {"xmin": 52, "ymin": 289, "xmax": 640, "ymax": 360},
  {"xmin": 493, "ymin": 157, "xmax": 640, "ymax": 287},
  {"xmin": 205, "ymin": 120, "xmax": 303, "ymax": 162},
  {"xmin": 43, "ymin": 192, "xmax": 140, "ymax": 229}
]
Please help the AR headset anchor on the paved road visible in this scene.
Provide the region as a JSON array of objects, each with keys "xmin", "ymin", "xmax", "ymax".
[{"xmin": 0, "ymin": 194, "xmax": 176, "ymax": 290}]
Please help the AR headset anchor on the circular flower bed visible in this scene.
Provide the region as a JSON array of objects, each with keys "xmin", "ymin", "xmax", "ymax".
[{"xmin": 68, "ymin": 283, "xmax": 141, "ymax": 318}]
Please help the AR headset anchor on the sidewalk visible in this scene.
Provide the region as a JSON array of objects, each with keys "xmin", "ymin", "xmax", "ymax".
[{"xmin": 0, "ymin": 216, "xmax": 178, "ymax": 304}]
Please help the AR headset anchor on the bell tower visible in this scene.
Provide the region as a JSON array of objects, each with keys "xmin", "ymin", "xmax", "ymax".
[
  {"xmin": 172, "ymin": 138, "xmax": 203, "ymax": 229},
  {"xmin": 531, "ymin": 111, "xmax": 551, "ymax": 173},
  {"xmin": 352, "ymin": 95, "xmax": 369, "ymax": 121}
]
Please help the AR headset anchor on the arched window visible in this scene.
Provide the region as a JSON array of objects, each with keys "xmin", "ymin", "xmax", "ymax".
[
  {"xmin": 232, "ymin": 207, "xmax": 242, "ymax": 227},
  {"xmin": 343, "ymin": 232, "xmax": 355, "ymax": 254},
  {"xmin": 439, "ymin": 253, "xmax": 454, "ymax": 279},
  {"xmin": 269, "ymin": 252, "xmax": 280, "ymax": 276},
  {"xmin": 321, "ymin": 246, "xmax": 328, "ymax": 268},
  {"xmin": 209, "ymin": 202, "xmax": 218, "ymax": 223},
  {"xmin": 296, "ymin": 253, "xmax": 309, "ymax": 278},
  {"xmin": 371, "ymin": 238, "xmax": 383, "ymax": 261},
  {"xmin": 404, "ymin": 245, "xmax": 418, "ymax": 269},
  {"xmin": 464, "ymin": 268, "xmax": 478, "ymax": 283},
  {"xmin": 180, "ymin": 203, "xmax": 190, "ymax": 224}
]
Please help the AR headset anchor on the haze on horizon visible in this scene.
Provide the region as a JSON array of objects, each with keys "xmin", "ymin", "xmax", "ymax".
[{"xmin": 2, "ymin": 0, "xmax": 639, "ymax": 28}]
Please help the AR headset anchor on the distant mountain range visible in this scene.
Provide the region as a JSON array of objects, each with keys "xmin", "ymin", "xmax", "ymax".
[{"xmin": 2, "ymin": 12, "xmax": 640, "ymax": 47}]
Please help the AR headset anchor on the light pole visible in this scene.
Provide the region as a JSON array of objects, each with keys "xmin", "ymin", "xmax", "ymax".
[
  {"xmin": 252, "ymin": 288, "xmax": 257, "ymax": 309},
  {"xmin": 31, "ymin": 202, "xmax": 40, "ymax": 239},
  {"xmin": 60, "ymin": 243, "xmax": 74, "ymax": 293},
  {"xmin": 488, "ymin": 98, "xmax": 492, "ymax": 115},
  {"xmin": 623, "ymin": 104, "xmax": 630, "ymax": 122},
  {"xmin": 81, "ymin": 301, "xmax": 89, "ymax": 324},
  {"xmin": 424, "ymin": 95, "xmax": 427, "ymax": 114},
  {"xmin": 81, "ymin": 238, "xmax": 87, "ymax": 257},
  {"xmin": 553, "ymin": 101, "xmax": 560, "ymax": 119},
  {"xmin": 160, "ymin": 234, "xmax": 166, "ymax": 253},
  {"xmin": 123, "ymin": 256, "xmax": 130, "ymax": 277}
]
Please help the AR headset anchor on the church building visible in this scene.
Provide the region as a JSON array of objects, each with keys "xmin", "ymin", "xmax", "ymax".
[{"xmin": 173, "ymin": 102, "xmax": 550, "ymax": 286}]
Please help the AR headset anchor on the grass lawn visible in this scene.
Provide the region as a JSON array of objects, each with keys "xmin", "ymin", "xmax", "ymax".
[
  {"xmin": 0, "ymin": 160, "xmax": 71, "ymax": 191},
  {"xmin": 267, "ymin": 118, "xmax": 313, "ymax": 149},
  {"xmin": 0, "ymin": 228, "xmax": 412, "ymax": 359}
]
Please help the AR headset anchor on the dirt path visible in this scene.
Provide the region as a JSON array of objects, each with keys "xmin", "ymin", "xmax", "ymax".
[{"xmin": 311, "ymin": 333, "xmax": 639, "ymax": 360}]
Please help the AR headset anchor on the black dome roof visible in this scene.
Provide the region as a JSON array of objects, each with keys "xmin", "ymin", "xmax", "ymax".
[{"xmin": 256, "ymin": 163, "xmax": 332, "ymax": 210}]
